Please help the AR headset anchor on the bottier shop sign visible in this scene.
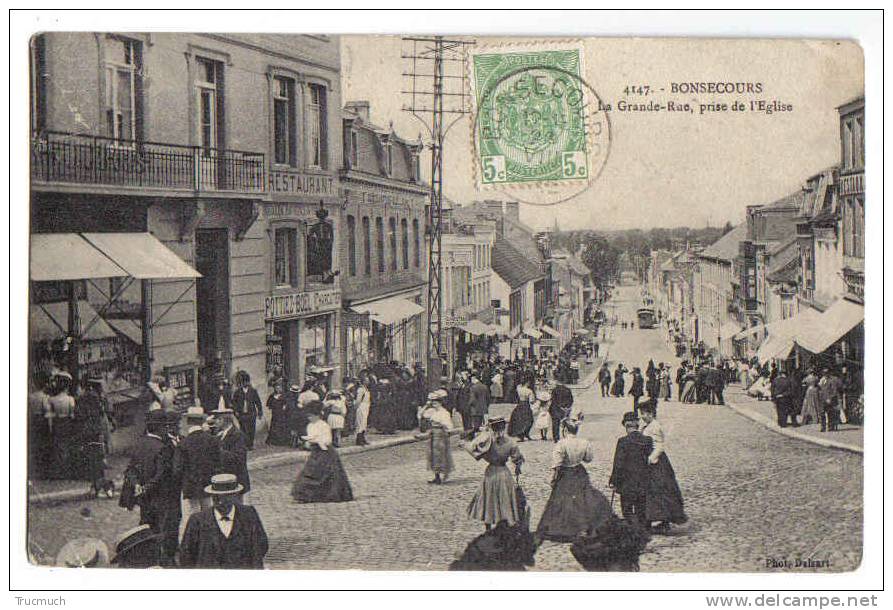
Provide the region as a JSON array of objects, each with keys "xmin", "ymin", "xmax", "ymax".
[{"xmin": 264, "ymin": 289, "xmax": 340, "ymax": 321}]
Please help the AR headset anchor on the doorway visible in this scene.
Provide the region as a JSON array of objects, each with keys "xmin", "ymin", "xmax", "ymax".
[{"xmin": 195, "ymin": 229, "xmax": 231, "ymax": 380}]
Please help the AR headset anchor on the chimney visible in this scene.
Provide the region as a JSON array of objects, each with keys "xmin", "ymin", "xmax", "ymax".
[
  {"xmin": 505, "ymin": 201, "xmax": 520, "ymax": 223},
  {"xmin": 344, "ymin": 100, "xmax": 371, "ymax": 122}
]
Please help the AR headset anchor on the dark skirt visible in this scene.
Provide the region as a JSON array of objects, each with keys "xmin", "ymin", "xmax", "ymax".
[
  {"xmin": 536, "ymin": 465, "xmax": 613, "ymax": 543},
  {"xmin": 449, "ymin": 524, "xmax": 536, "ymax": 571},
  {"xmin": 291, "ymin": 446, "xmax": 354, "ymax": 503},
  {"xmin": 645, "ymin": 453, "xmax": 687, "ymax": 524},
  {"xmin": 508, "ymin": 402, "xmax": 533, "ymax": 438},
  {"xmin": 569, "ymin": 515, "xmax": 651, "ymax": 572},
  {"xmin": 266, "ymin": 403, "xmax": 291, "ymax": 446}
]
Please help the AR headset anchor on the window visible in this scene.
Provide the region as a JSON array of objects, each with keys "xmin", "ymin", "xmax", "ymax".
[
  {"xmin": 375, "ymin": 217, "xmax": 384, "ymax": 273},
  {"xmin": 855, "ymin": 116, "xmax": 864, "ymax": 169},
  {"xmin": 412, "ymin": 153, "xmax": 420, "ymax": 182},
  {"xmin": 347, "ymin": 215, "xmax": 357, "ymax": 276},
  {"xmin": 401, "ymin": 218, "xmax": 409, "ymax": 270},
  {"xmin": 389, "ymin": 217, "xmax": 398, "ymax": 271},
  {"xmin": 385, "ymin": 143, "xmax": 393, "ymax": 176},
  {"xmin": 307, "ymin": 83, "xmax": 327, "ymax": 169},
  {"xmin": 362, "ymin": 216, "xmax": 371, "ymax": 276},
  {"xmin": 195, "ymin": 57, "xmax": 223, "ymax": 154},
  {"xmin": 103, "ymin": 36, "xmax": 141, "ymax": 142},
  {"xmin": 273, "ymin": 76, "xmax": 296, "ymax": 166},
  {"xmin": 274, "ymin": 227, "xmax": 298, "ymax": 287},
  {"xmin": 350, "ymin": 131, "xmax": 359, "ymax": 168},
  {"xmin": 412, "ymin": 219, "xmax": 420, "ymax": 268}
]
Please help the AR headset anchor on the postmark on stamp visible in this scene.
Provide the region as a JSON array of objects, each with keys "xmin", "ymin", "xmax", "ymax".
[{"xmin": 469, "ymin": 41, "xmax": 610, "ymax": 205}]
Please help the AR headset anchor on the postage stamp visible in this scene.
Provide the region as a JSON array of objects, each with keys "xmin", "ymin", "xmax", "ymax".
[{"xmin": 470, "ymin": 41, "xmax": 610, "ymax": 200}]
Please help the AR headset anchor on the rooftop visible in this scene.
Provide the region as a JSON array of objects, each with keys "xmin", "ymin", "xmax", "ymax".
[{"xmin": 492, "ymin": 238, "xmax": 545, "ymax": 289}]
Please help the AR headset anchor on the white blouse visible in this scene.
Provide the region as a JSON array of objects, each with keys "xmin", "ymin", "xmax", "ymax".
[
  {"xmin": 304, "ymin": 419, "xmax": 333, "ymax": 450},
  {"xmin": 551, "ymin": 436, "xmax": 595, "ymax": 469},
  {"xmin": 641, "ymin": 418, "xmax": 666, "ymax": 463},
  {"xmin": 516, "ymin": 385, "xmax": 535, "ymax": 403}
]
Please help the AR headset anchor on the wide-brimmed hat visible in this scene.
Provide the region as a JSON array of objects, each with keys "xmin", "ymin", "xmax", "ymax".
[
  {"xmin": 56, "ymin": 538, "xmax": 110, "ymax": 568},
  {"xmin": 621, "ymin": 411, "xmax": 639, "ymax": 425},
  {"xmin": 163, "ymin": 410, "xmax": 181, "ymax": 425},
  {"xmin": 289, "ymin": 383, "xmax": 301, "ymax": 393},
  {"xmin": 487, "ymin": 416, "xmax": 506, "ymax": 428},
  {"xmin": 210, "ymin": 407, "xmax": 234, "ymax": 417},
  {"xmin": 204, "ymin": 473, "xmax": 244, "ymax": 496},
  {"xmin": 111, "ymin": 524, "xmax": 161, "ymax": 566},
  {"xmin": 184, "ymin": 406, "xmax": 206, "ymax": 421}
]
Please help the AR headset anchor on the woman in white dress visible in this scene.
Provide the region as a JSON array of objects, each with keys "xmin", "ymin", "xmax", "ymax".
[{"xmin": 639, "ymin": 400, "xmax": 687, "ymax": 533}]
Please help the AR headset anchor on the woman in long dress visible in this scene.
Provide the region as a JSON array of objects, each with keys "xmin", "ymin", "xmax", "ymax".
[
  {"xmin": 291, "ymin": 401, "xmax": 354, "ymax": 503},
  {"xmin": 535, "ymin": 419, "xmax": 613, "ymax": 543},
  {"xmin": 659, "ymin": 368, "xmax": 671, "ymax": 400},
  {"xmin": 466, "ymin": 418, "xmax": 524, "ymax": 528},
  {"xmin": 681, "ymin": 371, "xmax": 698, "ymax": 403},
  {"xmin": 639, "ymin": 400, "xmax": 687, "ymax": 533},
  {"xmin": 265, "ymin": 379, "xmax": 291, "ymax": 446},
  {"xmin": 490, "ymin": 371, "xmax": 504, "ymax": 402},
  {"xmin": 799, "ymin": 372, "xmax": 822, "ymax": 425},
  {"xmin": 419, "ymin": 391, "xmax": 454, "ymax": 484},
  {"xmin": 508, "ymin": 377, "xmax": 534, "ymax": 442}
]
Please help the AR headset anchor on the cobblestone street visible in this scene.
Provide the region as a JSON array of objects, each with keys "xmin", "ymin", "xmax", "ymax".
[{"xmin": 27, "ymin": 287, "xmax": 863, "ymax": 572}]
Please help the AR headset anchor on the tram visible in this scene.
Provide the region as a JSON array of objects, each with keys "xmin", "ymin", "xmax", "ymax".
[{"xmin": 637, "ymin": 307, "xmax": 657, "ymax": 329}]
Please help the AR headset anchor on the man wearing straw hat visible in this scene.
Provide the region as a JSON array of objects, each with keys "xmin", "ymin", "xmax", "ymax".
[{"xmin": 179, "ymin": 474, "xmax": 269, "ymax": 569}]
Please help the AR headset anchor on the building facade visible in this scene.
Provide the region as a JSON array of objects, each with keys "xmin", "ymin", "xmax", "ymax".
[
  {"xmin": 338, "ymin": 102, "xmax": 428, "ymax": 376},
  {"xmin": 694, "ymin": 224, "xmax": 746, "ymax": 356}
]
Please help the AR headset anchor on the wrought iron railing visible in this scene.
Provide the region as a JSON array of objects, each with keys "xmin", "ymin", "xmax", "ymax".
[{"xmin": 31, "ymin": 131, "xmax": 266, "ymax": 194}]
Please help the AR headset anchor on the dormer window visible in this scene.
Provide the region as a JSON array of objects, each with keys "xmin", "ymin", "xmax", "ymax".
[
  {"xmin": 385, "ymin": 141, "xmax": 393, "ymax": 176},
  {"xmin": 350, "ymin": 130, "xmax": 359, "ymax": 168}
]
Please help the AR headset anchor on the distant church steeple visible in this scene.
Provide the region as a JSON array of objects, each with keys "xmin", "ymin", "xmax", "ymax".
[{"xmin": 552, "ymin": 217, "xmax": 560, "ymax": 234}]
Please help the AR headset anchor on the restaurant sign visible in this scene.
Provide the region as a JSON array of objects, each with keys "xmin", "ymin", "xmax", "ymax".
[
  {"xmin": 270, "ymin": 170, "xmax": 336, "ymax": 198},
  {"xmin": 264, "ymin": 289, "xmax": 341, "ymax": 321}
]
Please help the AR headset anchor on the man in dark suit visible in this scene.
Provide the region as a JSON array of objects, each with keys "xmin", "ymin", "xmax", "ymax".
[
  {"xmin": 771, "ymin": 369, "xmax": 795, "ymax": 427},
  {"xmin": 180, "ymin": 473, "xmax": 269, "ymax": 569},
  {"xmin": 706, "ymin": 365, "xmax": 726, "ymax": 405},
  {"xmin": 608, "ymin": 411, "xmax": 653, "ymax": 528},
  {"xmin": 629, "ymin": 368, "xmax": 645, "ymax": 415},
  {"xmin": 549, "ymin": 382, "xmax": 574, "ymax": 442},
  {"xmin": 175, "ymin": 407, "xmax": 221, "ymax": 521},
  {"xmin": 201, "ymin": 374, "xmax": 232, "ymax": 415},
  {"xmin": 468, "ymin": 374, "xmax": 491, "ymax": 434},
  {"xmin": 231, "ymin": 371, "xmax": 263, "ymax": 449},
  {"xmin": 598, "ymin": 364, "xmax": 612, "ymax": 397},
  {"xmin": 124, "ymin": 409, "xmax": 181, "ymax": 566},
  {"xmin": 211, "ymin": 408, "xmax": 250, "ymax": 501}
]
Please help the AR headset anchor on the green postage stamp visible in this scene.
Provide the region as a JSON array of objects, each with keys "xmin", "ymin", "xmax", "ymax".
[{"xmin": 471, "ymin": 42, "xmax": 607, "ymax": 194}]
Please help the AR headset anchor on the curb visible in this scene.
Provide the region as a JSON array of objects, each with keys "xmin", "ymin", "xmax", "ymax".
[
  {"xmin": 724, "ymin": 397, "xmax": 863, "ymax": 455},
  {"xmin": 28, "ymin": 429, "xmax": 456, "ymax": 506}
]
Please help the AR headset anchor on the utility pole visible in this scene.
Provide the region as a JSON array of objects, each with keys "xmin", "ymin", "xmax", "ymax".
[{"xmin": 402, "ymin": 36, "xmax": 474, "ymax": 376}]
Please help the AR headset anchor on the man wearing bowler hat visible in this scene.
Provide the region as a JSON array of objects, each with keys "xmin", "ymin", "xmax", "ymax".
[
  {"xmin": 179, "ymin": 474, "xmax": 269, "ymax": 569},
  {"xmin": 122, "ymin": 409, "xmax": 181, "ymax": 566},
  {"xmin": 608, "ymin": 411, "xmax": 653, "ymax": 528}
]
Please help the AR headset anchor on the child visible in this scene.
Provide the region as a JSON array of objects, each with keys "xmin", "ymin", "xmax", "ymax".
[
  {"xmin": 531, "ymin": 387, "xmax": 552, "ymax": 441},
  {"xmin": 324, "ymin": 390, "xmax": 347, "ymax": 448}
]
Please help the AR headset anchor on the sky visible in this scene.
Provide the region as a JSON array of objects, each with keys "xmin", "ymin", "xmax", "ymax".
[{"xmin": 342, "ymin": 36, "xmax": 863, "ymax": 232}]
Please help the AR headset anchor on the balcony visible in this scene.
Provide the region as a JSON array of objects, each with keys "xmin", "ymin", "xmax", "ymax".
[{"xmin": 31, "ymin": 131, "xmax": 267, "ymax": 196}]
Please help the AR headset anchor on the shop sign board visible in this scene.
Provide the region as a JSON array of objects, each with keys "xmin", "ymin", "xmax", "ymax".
[
  {"xmin": 269, "ymin": 170, "xmax": 336, "ymax": 198},
  {"xmin": 264, "ymin": 289, "xmax": 341, "ymax": 321}
]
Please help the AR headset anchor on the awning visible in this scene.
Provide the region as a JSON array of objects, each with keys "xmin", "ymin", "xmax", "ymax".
[
  {"xmin": 540, "ymin": 324, "xmax": 561, "ymax": 338},
  {"xmin": 82, "ymin": 233, "xmax": 201, "ymax": 279},
  {"xmin": 719, "ymin": 321, "xmax": 743, "ymax": 340},
  {"xmin": 31, "ymin": 233, "xmax": 200, "ymax": 282},
  {"xmin": 795, "ymin": 298, "xmax": 864, "ymax": 354},
  {"xmin": 31, "ymin": 234, "xmax": 127, "ymax": 281},
  {"xmin": 105, "ymin": 317, "xmax": 143, "ymax": 345},
  {"xmin": 460, "ymin": 319, "xmax": 496, "ymax": 336},
  {"xmin": 352, "ymin": 296, "xmax": 424, "ymax": 326},
  {"xmin": 524, "ymin": 328, "xmax": 542, "ymax": 340},
  {"xmin": 30, "ymin": 300, "xmax": 117, "ymax": 343},
  {"xmin": 757, "ymin": 333, "xmax": 795, "ymax": 364}
]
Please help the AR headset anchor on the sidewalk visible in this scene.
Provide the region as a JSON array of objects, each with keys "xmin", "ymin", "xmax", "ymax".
[
  {"xmin": 724, "ymin": 384, "xmax": 863, "ymax": 454},
  {"xmin": 28, "ymin": 425, "xmax": 453, "ymax": 506}
]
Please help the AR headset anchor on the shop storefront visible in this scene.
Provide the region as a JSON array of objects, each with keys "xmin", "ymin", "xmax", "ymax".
[
  {"xmin": 265, "ymin": 288, "xmax": 341, "ymax": 387},
  {"xmin": 349, "ymin": 292, "xmax": 425, "ymax": 369},
  {"xmin": 29, "ymin": 232, "xmax": 201, "ymax": 419}
]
